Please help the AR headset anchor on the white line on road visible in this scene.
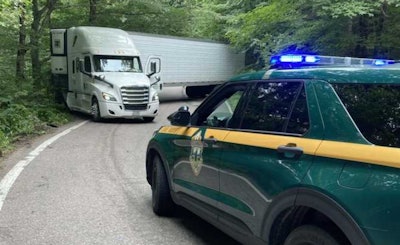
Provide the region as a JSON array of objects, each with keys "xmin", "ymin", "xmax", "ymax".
[{"xmin": 0, "ymin": 121, "xmax": 88, "ymax": 212}]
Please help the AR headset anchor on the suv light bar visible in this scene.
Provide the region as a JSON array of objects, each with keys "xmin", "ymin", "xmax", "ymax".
[{"xmin": 270, "ymin": 54, "xmax": 395, "ymax": 68}]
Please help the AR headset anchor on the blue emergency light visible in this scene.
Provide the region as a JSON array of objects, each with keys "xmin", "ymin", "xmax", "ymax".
[
  {"xmin": 270, "ymin": 55, "xmax": 319, "ymax": 66},
  {"xmin": 373, "ymin": 59, "xmax": 395, "ymax": 66},
  {"xmin": 270, "ymin": 54, "xmax": 396, "ymax": 68}
]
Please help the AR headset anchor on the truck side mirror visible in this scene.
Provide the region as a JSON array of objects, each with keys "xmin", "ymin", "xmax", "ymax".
[
  {"xmin": 146, "ymin": 57, "xmax": 161, "ymax": 77},
  {"xmin": 150, "ymin": 61, "xmax": 157, "ymax": 74}
]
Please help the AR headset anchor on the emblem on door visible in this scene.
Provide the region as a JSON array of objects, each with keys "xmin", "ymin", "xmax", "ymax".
[{"xmin": 189, "ymin": 131, "xmax": 203, "ymax": 176}]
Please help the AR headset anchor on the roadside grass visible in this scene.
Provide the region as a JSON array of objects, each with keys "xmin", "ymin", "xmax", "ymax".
[{"xmin": 0, "ymin": 102, "xmax": 71, "ymax": 156}]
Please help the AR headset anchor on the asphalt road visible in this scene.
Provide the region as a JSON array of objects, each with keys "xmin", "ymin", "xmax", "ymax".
[{"xmin": 0, "ymin": 95, "xmax": 239, "ymax": 244}]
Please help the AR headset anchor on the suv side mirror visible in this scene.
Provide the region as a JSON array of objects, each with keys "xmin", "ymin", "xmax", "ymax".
[{"xmin": 167, "ymin": 106, "xmax": 190, "ymax": 126}]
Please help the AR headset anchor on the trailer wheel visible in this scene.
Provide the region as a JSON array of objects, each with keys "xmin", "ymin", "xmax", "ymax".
[
  {"xmin": 91, "ymin": 98, "xmax": 102, "ymax": 122},
  {"xmin": 284, "ymin": 225, "xmax": 340, "ymax": 245}
]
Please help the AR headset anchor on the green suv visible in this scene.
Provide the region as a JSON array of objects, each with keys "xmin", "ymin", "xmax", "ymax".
[{"xmin": 146, "ymin": 55, "xmax": 400, "ymax": 245}]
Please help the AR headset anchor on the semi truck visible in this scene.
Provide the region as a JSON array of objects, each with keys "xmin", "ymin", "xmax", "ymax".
[
  {"xmin": 129, "ymin": 32, "xmax": 245, "ymax": 98},
  {"xmin": 51, "ymin": 26, "xmax": 245, "ymax": 121},
  {"xmin": 51, "ymin": 26, "xmax": 161, "ymax": 122}
]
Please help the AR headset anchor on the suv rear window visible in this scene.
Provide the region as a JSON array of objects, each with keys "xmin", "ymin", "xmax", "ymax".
[{"xmin": 333, "ymin": 84, "xmax": 400, "ymax": 147}]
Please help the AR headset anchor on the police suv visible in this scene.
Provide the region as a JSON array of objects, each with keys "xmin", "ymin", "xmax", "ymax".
[{"xmin": 146, "ymin": 55, "xmax": 400, "ymax": 245}]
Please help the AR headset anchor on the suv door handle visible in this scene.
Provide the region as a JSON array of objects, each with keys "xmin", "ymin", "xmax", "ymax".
[{"xmin": 277, "ymin": 143, "xmax": 303, "ymax": 159}]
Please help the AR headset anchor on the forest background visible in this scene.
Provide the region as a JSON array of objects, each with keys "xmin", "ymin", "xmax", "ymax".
[{"xmin": 1, "ymin": 0, "xmax": 400, "ymax": 154}]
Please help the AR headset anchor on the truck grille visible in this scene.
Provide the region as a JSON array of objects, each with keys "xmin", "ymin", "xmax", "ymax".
[{"xmin": 120, "ymin": 86, "xmax": 149, "ymax": 111}]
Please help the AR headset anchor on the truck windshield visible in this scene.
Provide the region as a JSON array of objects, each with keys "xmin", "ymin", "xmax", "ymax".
[
  {"xmin": 93, "ymin": 55, "xmax": 142, "ymax": 72},
  {"xmin": 333, "ymin": 83, "xmax": 400, "ymax": 147}
]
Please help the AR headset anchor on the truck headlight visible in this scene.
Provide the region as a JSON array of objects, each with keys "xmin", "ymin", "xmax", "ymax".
[
  {"xmin": 102, "ymin": 92, "xmax": 117, "ymax": 101},
  {"xmin": 152, "ymin": 93, "xmax": 159, "ymax": 102}
]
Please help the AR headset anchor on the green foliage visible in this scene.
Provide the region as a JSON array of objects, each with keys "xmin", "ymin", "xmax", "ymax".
[
  {"xmin": 0, "ymin": 130, "xmax": 10, "ymax": 155},
  {"xmin": 0, "ymin": 104, "xmax": 40, "ymax": 138}
]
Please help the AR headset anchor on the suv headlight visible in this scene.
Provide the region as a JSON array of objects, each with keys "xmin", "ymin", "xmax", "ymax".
[{"xmin": 102, "ymin": 92, "xmax": 117, "ymax": 101}]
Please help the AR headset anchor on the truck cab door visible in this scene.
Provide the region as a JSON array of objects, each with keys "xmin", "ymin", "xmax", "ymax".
[
  {"xmin": 145, "ymin": 56, "xmax": 162, "ymax": 92},
  {"xmin": 80, "ymin": 56, "xmax": 93, "ymax": 111},
  {"xmin": 67, "ymin": 57, "xmax": 81, "ymax": 108}
]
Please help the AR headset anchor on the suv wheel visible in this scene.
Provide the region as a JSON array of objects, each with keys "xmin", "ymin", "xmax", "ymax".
[
  {"xmin": 152, "ymin": 155, "xmax": 174, "ymax": 216},
  {"xmin": 284, "ymin": 225, "xmax": 340, "ymax": 245}
]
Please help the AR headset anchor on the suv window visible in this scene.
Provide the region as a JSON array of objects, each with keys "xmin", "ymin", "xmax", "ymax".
[
  {"xmin": 193, "ymin": 84, "xmax": 247, "ymax": 128},
  {"xmin": 333, "ymin": 84, "xmax": 400, "ymax": 147},
  {"xmin": 205, "ymin": 91, "xmax": 243, "ymax": 127},
  {"xmin": 241, "ymin": 81, "xmax": 309, "ymax": 134}
]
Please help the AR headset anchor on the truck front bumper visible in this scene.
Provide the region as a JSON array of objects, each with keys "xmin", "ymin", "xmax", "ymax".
[{"xmin": 99, "ymin": 101, "xmax": 159, "ymax": 119}]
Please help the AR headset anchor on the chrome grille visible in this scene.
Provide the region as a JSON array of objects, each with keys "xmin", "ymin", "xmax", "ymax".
[{"xmin": 120, "ymin": 86, "xmax": 149, "ymax": 110}]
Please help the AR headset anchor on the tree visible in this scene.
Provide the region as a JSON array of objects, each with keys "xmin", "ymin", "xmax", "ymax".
[
  {"xmin": 16, "ymin": 0, "xmax": 27, "ymax": 80},
  {"xmin": 89, "ymin": 0, "xmax": 97, "ymax": 25},
  {"xmin": 31, "ymin": 0, "xmax": 58, "ymax": 89}
]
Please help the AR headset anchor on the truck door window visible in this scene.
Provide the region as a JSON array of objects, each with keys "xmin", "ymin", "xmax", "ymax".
[
  {"xmin": 75, "ymin": 57, "xmax": 80, "ymax": 73},
  {"xmin": 241, "ymin": 81, "xmax": 309, "ymax": 135},
  {"xmin": 84, "ymin": 56, "xmax": 92, "ymax": 73}
]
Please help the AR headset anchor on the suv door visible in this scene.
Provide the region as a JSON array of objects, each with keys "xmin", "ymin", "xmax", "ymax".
[
  {"xmin": 217, "ymin": 80, "xmax": 323, "ymax": 237},
  {"xmin": 170, "ymin": 83, "xmax": 248, "ymax": 217}
]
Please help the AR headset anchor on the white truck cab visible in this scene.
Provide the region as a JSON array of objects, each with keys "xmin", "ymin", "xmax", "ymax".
[{"xmin": 51, "ymin": 26, "xmax": 161, "ymax": 122}]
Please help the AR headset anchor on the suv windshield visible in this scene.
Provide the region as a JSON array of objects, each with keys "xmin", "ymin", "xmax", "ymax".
[
  {"xmin": 93, "ymin": 55, "xmax": 142, "ymax": 72},
  {"xmin": 333, "ymin": 84, "xmax": 400, "ymax": 147}
]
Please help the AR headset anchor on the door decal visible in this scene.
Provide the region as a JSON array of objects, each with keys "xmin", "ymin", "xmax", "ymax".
[{"xmin": 190, "ymin": 131, "xmax": 203, "ymax": 176}]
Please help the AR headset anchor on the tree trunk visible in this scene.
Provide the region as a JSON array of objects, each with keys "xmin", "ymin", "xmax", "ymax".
[
  {"xmin": 30, "ymin": 0, "xmax": 58, "ymax": 90},
  {"xmin": 31, "ymin": 0, "xmax": 41, "ymax": 89},
  {"xmin": 89, "ymin": 0, "xmax": 97, "ymax": 25},
  {"xmin": 16, "ymin": 1, "xmax": 27, "ymax": 81},
  {"xmin": 374, "ymin": 2, "xmax": 388, "ymax": 57}
]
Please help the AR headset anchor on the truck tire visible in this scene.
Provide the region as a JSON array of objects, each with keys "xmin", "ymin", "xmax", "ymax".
[
  {"xmin": 143, "ymin": 117, "xmax": 155, "ymax": 123},
  {"xmin": 152, "ymin": 155, "xmax": 174, "ymax": 216},
  {"xmin": 284, "ymin": 225, "xmax": 340, "ymax": 245},
  {"xmin": 91, "ymin": 98, "xmax": 102, "ymax": 122}
]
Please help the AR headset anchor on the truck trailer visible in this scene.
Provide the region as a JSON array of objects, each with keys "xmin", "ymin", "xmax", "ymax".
[
  {"xmin": 51, "ymin": 26, "xmax": 161, "ymax": 122},
  {"xmin": 129, "ymin": 32, "xmax": 245, "ymax": 98}
]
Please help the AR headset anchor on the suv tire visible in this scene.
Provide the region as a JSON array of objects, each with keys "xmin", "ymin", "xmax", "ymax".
[
  {"xmin": 152, "ymin": 155, "xmax": 174, "ymax": 216},
  {"xmin": 284, "ymin": 225, "xmax": 340, "ymax": 245}
]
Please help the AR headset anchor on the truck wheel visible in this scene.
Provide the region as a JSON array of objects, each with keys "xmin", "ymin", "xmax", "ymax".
[
  {"xmin": 143, "ymin": 117, "xmax": 155, "ymax": 123},
  {"xmin": 152, "ymin": 155, "xmax": 174, "ymax": 216},
  {"xmin": 91, "ymin": 98, "xmax": 102, "ymax": 122},
  {"xmin": 284, "ymin": 225, "xmax": 340, "ymax": 245}
]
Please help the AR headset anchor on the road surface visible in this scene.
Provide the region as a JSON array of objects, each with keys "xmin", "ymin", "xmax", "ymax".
[{"xmin": 0, "ymin": 97, "xmax": 239, "ymax": 244}]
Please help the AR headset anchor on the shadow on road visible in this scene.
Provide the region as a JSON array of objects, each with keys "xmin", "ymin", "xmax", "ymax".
[{"xmin": 173, "ymin": 207, "xmax": 241, "ymax": 245}]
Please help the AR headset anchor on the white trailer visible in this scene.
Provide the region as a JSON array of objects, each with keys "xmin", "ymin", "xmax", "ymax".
[
  {"xmin": 129, "ymin": 32, "xmax": 245, "ymax": 98},
  {"xmin": 51, "ymin": 26, "xmax": 161, "ymax": 122}
]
